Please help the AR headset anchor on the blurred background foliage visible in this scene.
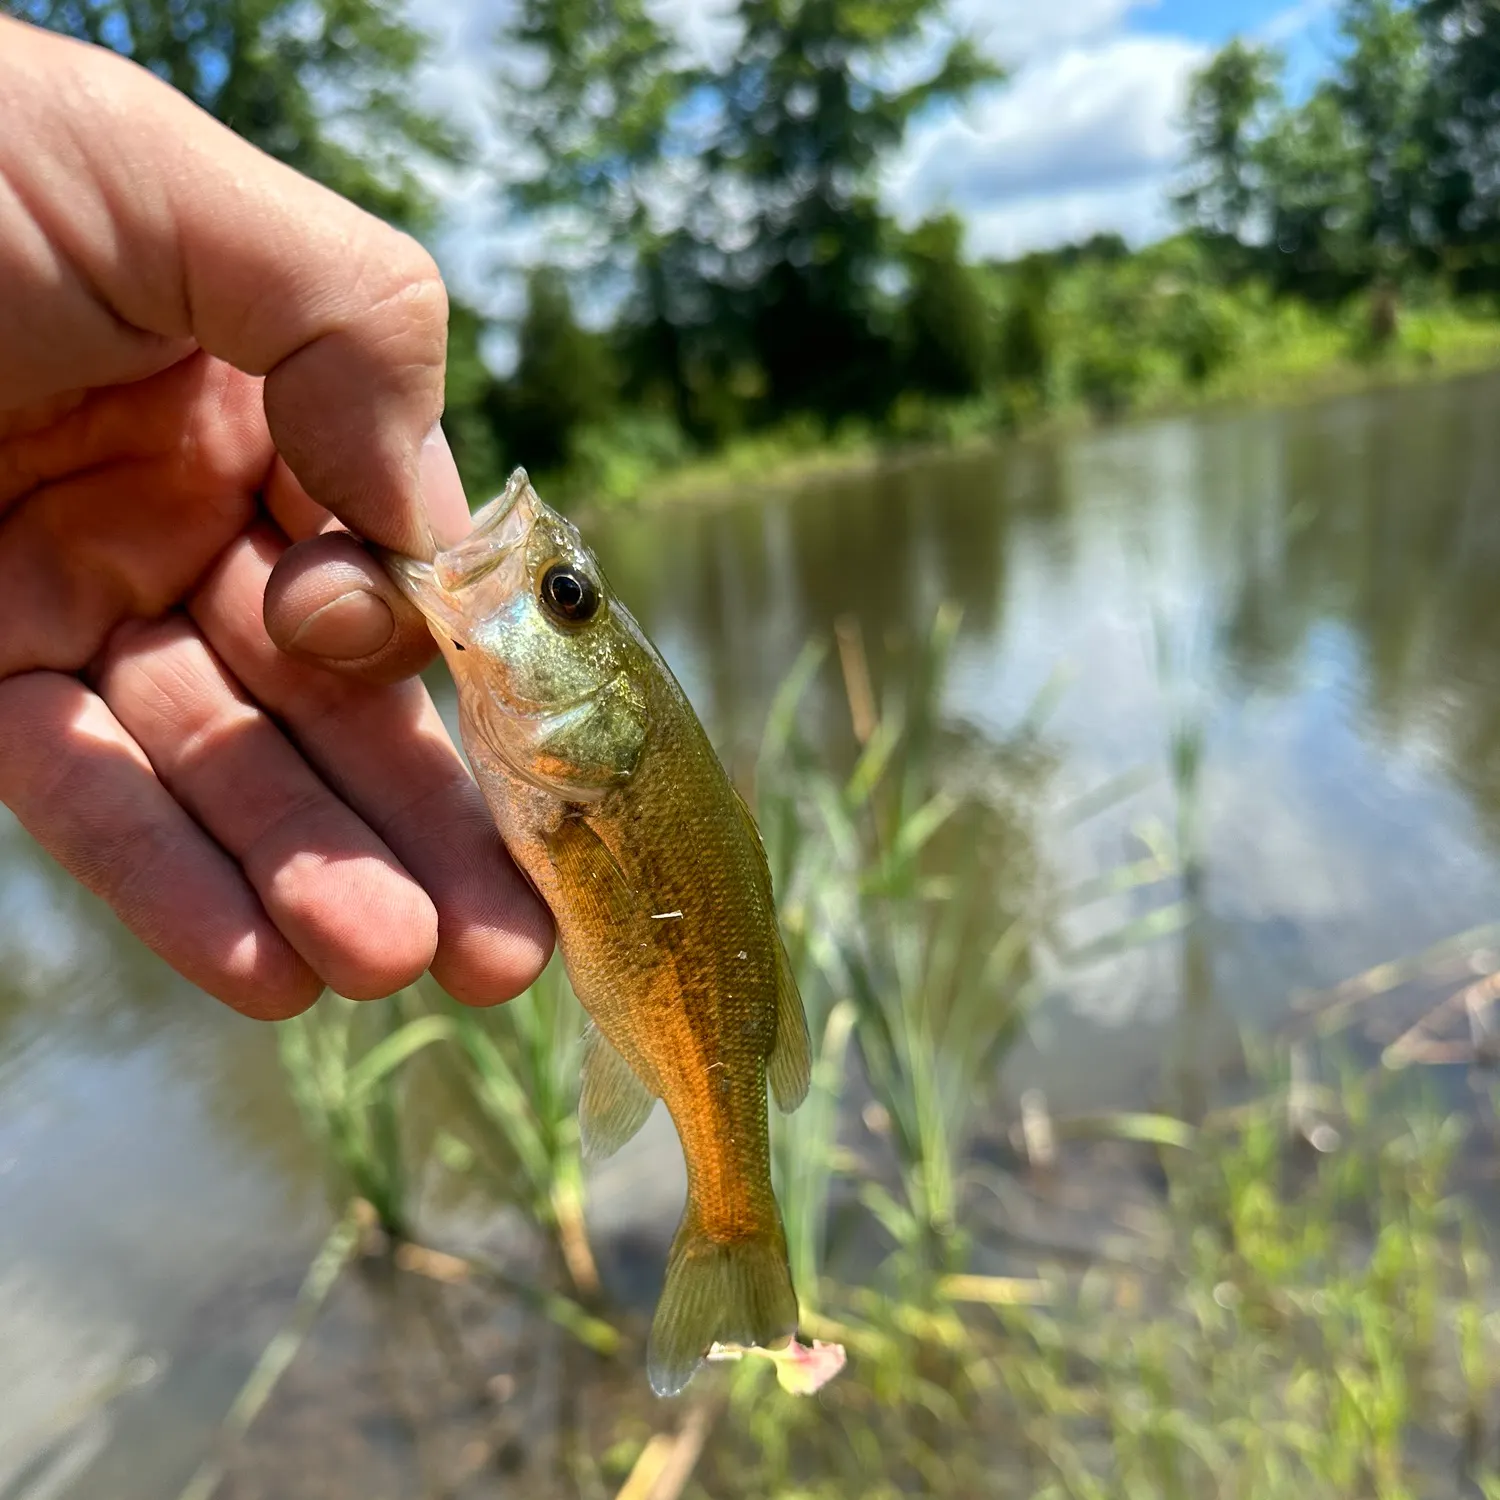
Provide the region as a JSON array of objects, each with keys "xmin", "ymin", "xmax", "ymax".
[{"xmin": 22, "ymin": 0, "xmax": 1500, "ymax": 504}]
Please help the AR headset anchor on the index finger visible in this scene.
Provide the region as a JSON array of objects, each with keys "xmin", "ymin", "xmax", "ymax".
[{"xmin": 0, "ymin": 17, "xmax": 454, "ymax": 557}]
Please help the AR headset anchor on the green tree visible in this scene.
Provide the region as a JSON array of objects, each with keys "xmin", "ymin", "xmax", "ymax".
[
  {"xmin": 1332, "ymin": 0, "xmax": 1427, "ymax": 263},
  {"xmin": 499, "ymin": 0, "xmax": 1000, "ymax": 427},
  {"xmin": 899, "ymin": 215, "xmax": 991, "ymax": 401},
  {"xmin": 1175, "ymin": 39, "xmax": 1283, "ymax": 249},
  {"xmin": 21, "ymin": 0, "xmax": 462, "ymax": 228},
  {"xmin": 1248, "ymin": 1, "xmax": 1426, "ymax": 300},
  {"xmin": 615, "ymin": 236, "xmax": 767, "ymax": 447},
  {"xmin": 1416, "ymin": 0, "xmax": 1500, "ymax": 288},
  {"xmin": 1257, "ymin": 85, "xmax": 1368, "ymax": 300},
  {"xmin": 497, "ymin": 0, "xmax": 682, "ymax": 272},
  {"xmin": 994, "ymin": 254, "xmax": 1053, "ymax": 414},
  {"xmin": 498, "ymin": 270, "xmax": 617, "ymax": 477},
  {"xmin": 705, "ymin": 0, "xmax": 998, "ymax": 420}
]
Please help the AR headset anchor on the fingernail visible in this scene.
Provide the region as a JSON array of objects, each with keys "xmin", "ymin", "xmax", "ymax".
[
  {"xmin": 420, "ymin": 425, "xmax": 473, "ymax": 549},
  {"xmin": 287, "ymin": 589, "xmax": 396, "ymax": 661}
]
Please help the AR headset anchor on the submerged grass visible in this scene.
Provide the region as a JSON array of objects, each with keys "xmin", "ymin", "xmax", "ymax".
[{"xmin": 228, "ymin": 617, "xmax": 1500, "ymax": 1500}]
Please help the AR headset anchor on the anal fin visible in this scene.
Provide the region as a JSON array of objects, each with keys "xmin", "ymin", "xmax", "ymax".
[{"xmin": 579, "ymin": 1022, "xmax": 656, "ymax": 1160}]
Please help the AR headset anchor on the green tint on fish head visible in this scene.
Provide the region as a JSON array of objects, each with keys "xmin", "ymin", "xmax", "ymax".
[{"xmin": 382, "ymin": 468, "xmax": 650, "ymax": 802}]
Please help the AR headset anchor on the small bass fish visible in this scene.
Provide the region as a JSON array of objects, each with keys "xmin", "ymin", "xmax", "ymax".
[{"xmin": 381, "ymin": 468, "xmax": 812, "ymax": 1396}]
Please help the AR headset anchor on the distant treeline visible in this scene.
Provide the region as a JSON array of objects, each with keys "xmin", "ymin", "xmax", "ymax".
[{"xmin": 23, "ymin": 0, "xmax": 1500, "ymax": 500}]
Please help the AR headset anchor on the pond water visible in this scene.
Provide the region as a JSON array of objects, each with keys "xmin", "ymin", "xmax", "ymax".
[{"xmin": 6, "ymin": 370, "xmax": 1500, "ymax": 1493}]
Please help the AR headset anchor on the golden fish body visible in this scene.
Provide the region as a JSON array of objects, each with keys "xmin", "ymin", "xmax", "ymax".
[{"xmin": 382, "ymin": 469, "xmax": 811, "ymax": 1396}]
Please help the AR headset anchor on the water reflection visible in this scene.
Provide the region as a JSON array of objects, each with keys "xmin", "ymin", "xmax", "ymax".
[
  {"xmin": 8, "ymin": 372, "xmax": 1500, "ymax": 1488},
  {"xmin": 1220, "ymin": 376, "xmax": 1500, "ymax": 843}
]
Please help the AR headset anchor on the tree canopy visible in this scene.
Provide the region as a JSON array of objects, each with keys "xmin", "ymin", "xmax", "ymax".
[{"xmin": 497, "ymin": 0, "xmax": 1001, "ymax": 430}]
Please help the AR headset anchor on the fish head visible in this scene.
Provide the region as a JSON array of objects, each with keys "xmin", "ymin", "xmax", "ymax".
[{"xmin": 381, "ymin": 468, "xmax": 650, "ymax": 801}]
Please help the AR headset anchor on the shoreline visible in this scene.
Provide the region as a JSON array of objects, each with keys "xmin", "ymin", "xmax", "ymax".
[{"xmin": 571, "ymin": 321, "xmax": 1500, "ymax": 520}]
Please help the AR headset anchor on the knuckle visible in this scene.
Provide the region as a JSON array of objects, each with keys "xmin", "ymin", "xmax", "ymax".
[
  {"xmin": 354, "ymin": 238, "xmax": 448, "ymax": 358},
  {"xmin": 384, "ymin": 234, "xmax": 446, "ymax": 308},
  {"xmin": 239, "ymin": 792, "xmax": 344, "ymax": 884}
]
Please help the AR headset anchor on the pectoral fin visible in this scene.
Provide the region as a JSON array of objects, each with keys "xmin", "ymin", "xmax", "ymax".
[
  {"xmin": 579, "ymin": 1023, "xmax": 657, "ymax": 1160},
  {"xmin": 542, "ymin": 813, "xmax": 640, "ymax": 929},
  {"xmin": 767, "ymin": 939, "xmax": 811, "ymax": 1113}
]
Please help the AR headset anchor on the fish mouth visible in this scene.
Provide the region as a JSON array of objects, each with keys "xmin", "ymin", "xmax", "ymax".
[
  {"xmin": 375, "ymin": 466, "xmax": 540, "ymax": 626},
  {"xmin": 433, "ymin": 467, "xmax": 538, "ymax": 592}
]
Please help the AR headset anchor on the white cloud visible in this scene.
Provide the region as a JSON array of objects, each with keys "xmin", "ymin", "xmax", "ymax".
[
  {"xmin": 647, "ymin": 0, "xmax": 1153, "ymax": 71},
  {"xmin": 889, "ymin": 34, "xmax": 1206, "ymax": 256},
  {"xmin": 964, "ymin": 178, "xmax": 1178, "ymax": 260},
  {"xmin": 646, "ymin": 0, "xmax": 743, "ymax": 68},
  {"xmin": 949, "ymin": 0, "xmax": 1156, "ymax": 65}
]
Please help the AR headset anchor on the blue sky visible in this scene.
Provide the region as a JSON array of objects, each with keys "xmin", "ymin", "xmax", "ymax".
[
  {"xmin": 1139, "ymin": 0, "xmax": 1341, "ymax": 86},
  {"xmin": 415, "ymin": 0, "xmax": 1341, "ymax": 333},
  {"xmin": 1140, "ymin": 0, "xmax": 1301, "ymax": 38}
]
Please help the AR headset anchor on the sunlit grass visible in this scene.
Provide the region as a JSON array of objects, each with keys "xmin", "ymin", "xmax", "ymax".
[
  {"xmin": 427, "ymin": 962, "xmax": 600, "ymax": 1298},
  {"xmin": 699, "ymin": 1059, "xmax": 1496, "ymax": 1500}
]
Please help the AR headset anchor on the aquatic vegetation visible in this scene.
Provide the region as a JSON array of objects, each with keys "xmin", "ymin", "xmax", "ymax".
[
  {"xmin": 759, "ymin": 607, "xmax": 1048, "ymax": 1312},
  {"xmin": 682, "ymin": 1060, "xmax": 1494, "ymax": 1500},
  {"xmin": 276, "ymin": 988, "xmax": 453, "ymax": 1239},
  {"xmin": 430, "ymin": 962, "xmax": 599, "ymax": 1297},
  {"xmin": 220, "ymin": 619, "xmax": 1500, "ymax": 1500}
]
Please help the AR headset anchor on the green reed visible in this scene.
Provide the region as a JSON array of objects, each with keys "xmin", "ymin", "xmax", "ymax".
[
  {"xmin": 427, "ymin": 962, "xmax": 600, "ymax": 1297},
  {"xmin": 765, "ymin": 608, "xmax": 1043, "ymax": 1300},
  {"xmin": 277, "ymin": 958, "xmax": 599, "ymax": 1293},
  {"xmin": 276, "ymin": 987, "xmax": 453, "ymax": 1239},
  {"xmin": 698, "ymin": 1053, "xmax": 1495, "ymax": 1500},
  {"xmin": 753, "ymin": 637, "xmax": 855, "ymax": 1312}
]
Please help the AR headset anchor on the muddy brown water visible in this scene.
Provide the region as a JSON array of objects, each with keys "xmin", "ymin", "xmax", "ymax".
[{"xmin": 7, "ymin": 371, "xmax": 1500, "ymax": 1494}]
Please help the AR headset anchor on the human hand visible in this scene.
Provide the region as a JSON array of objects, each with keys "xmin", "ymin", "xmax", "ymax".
[{"xmin": 0, "ymin": 18, "xmax": 553, "ymax": 1019}]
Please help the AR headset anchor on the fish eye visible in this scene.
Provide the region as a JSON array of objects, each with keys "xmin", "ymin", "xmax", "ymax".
[{"xmin": 540, "ymin": 563, "xmax": 600, "ymax": 625}]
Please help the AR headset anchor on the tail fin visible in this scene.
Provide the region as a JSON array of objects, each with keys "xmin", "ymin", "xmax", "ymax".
[{"xmin": 646, "ymin": 1206, "xmax": 798, "ymax": 1397}]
